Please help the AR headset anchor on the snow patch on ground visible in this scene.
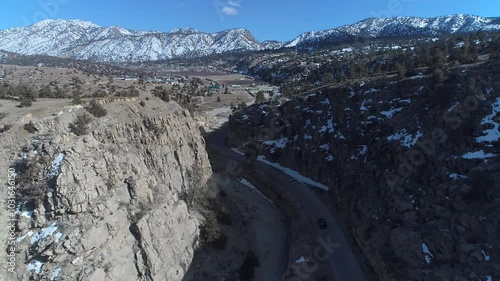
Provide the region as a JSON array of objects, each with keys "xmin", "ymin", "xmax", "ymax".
[
  {"xmin": 398, "ymin": 99, "xmax": 411, "ymax": 104},
  {"xmin": 54, "ymin": 232, "xmax": 63, "ymax": 242},
  {"xmin": 16, "ymin": 231, "xmax": 34, "ymax": 243},
  {"xmin": 421, "ymin": 243, "xmax": 433, "ymax": 264},
  {"xmin": 358, "ymin": 145, "xmax": 368, "ymax": 156},
  {"xmin": 31, "ymin": 223, "xmax": 59, "ymax": 245},
  {"xmin": 51, "ymin": 267, "xmax": 62, "ymax": 281},
  {"xmin": 27, "ymin": 260, "xmax": 44, "ymax": 274},
  {"xmin": 364, "ymin": 88, "xmax": 379, "ymax": 94},
  {"xmin": 334, "ymin": 131, "xmax": 346, "ymax": 140},
  {"xmin": 482, "ymin": 250, "xmax": 491, "ymax": 261},
  {"xmin": 262, "ymin": 137, "xmax": 289, "ymax": 153},
  {"xmin": 381, "ymin": 107, "xmax": 403, "ymax": 119},
  {"xmin": 295, "ymin": 256, "xmax": 306, "ymax": 264},
  {"xmin": 448, "ymin": 101, "xmax": 460, "ymax": 112},
  {"xmin": 48, "ymin": 153, "xmax": 64, "ymax": 177},
  {"xmin": 257, "ymin": 156, "xmax": 329, "ymax": 191},
  {"xmin": 462, "ymin": 150, "xmax": 497, "ymax": 159},
  {"xmin": 476, "ymin": 98, "xmax": 500, "ymax": 143},
  {"xmin": 16, "ymin": 203, "xmax": 33, "ymax": 219},
  {"xmin": 449, "ymin": 173, "xmax": 468, "ymax": 180},
  {"xmin": 319, "ymin": 118, "xmax": 335, "ymax": 134},
  {"xmin": 319, "ymin": 144, "xmax": 330, "ymax": 151},
  {"xmin": 239, "ymin": 178, "xmax": 275, "ymax": 206},
  {"xmin": 351, "ymin": 145, "xmax": 368, "ymax": 160},
  {"xmin": 387, "ymin": 129, "xmax": 422, "ymax": 148},
  {"xmin": 360, "ymin": 99, "xmax": 372, "ymax": 111}
]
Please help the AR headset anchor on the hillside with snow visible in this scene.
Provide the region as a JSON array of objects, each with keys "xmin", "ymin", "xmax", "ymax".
[
  {"xmin": 0, "ymin": 19, "xmax": 263, "ymax": 62},
  {"xmin": 0, "ymin": 15, "xmax": 499, "ymax": 62},
  {"xmin": 286, "ymin": 14, "xmax": 500, "ymax": 48}
]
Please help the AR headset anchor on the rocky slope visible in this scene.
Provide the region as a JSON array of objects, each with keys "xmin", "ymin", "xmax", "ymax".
[
  {"xmin": 0, "ymin": 19, "xmax": 262, "ymax": 62},
  {"xmin": 2, "ymin": 99, "xmax": 211, "ymax": 280},
  {"xmin": 229, "ymin": 60, "xmax": 500, "ymax": 280}
]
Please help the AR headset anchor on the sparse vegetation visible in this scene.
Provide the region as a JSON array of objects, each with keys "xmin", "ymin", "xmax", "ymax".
[
  {"xmin": 15, "ymin": 156, "xmax": 50, "ymax": 203},
  {"xmin": 238, "ymin": 251, "xmax": 260, "ymax": 281},
  {"xmin": 72, "ymin": 91, "xmax": 84, "ymax": 105},
  {"xmin": 254, "ymin": 91, "xmax": 266, "ymax": 103},
  {"xmin": 86, "ymin": 99, "xmax": 107, "ymax": 117},
  {"xmin": 151, "ymin": 86, "xmax": 170, "ymax": 102},
  {"xmin": 19, "ymin": 98, "xmax": 33, "ymax": 108},
  {"xmin": 231, "ymin": 102, "xmax": 247, "ymax": 113},
  {"xmin": 23, "ymin": 122, "xmax": 38, "ymax": 133},
  {"xmin": 0, "ymin": 124, "xmax": 12, "ymax": 134},
  {"xmin": 69, "ymin": 113, "xmax": 92, "ymax": 135},
  {"xmin": 115, "ymin": 85, "xmax": 140, "ymax": 97},
  {"xmin": 199, "ymin": 214, "xmax": 222, "ymax": 244}
]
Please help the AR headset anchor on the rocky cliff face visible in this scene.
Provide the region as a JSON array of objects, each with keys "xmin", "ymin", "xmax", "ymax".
[
  {"xmin": 229, "ymin": 60, "xmax": 500, "ymax": 280},
  {"xmin": 8, "ymin": 100, "xmax": 211, "ymax": 280}
]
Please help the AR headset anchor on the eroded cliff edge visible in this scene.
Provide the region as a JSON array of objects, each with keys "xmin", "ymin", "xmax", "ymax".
[{"xmin": 2, "ymin": 100, "xmax": 211, "ymax": 280}]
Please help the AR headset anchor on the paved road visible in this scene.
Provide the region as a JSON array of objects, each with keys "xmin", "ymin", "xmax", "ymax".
[{"xmin": 205, "ymin": 125, "xmax": 369, "ymax": 281}]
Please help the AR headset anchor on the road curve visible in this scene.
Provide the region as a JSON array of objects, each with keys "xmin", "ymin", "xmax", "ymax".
[{"xmin": 205, "ymin": 125, "xmax": 369, "ymax": 281}]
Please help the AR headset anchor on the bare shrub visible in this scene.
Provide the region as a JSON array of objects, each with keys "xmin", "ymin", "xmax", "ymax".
[
  {"xmin": 19, "ymin": 98, "xmax": 33, "ymax": 108},
  {"xmin": 23, "ymin": 122, "xmax": 38, "ymax": 133},
  {"xmin": 0, "ymin": 124, "xmax": 12, "ymax": 134},
  {"xmin": 86, "ymin": 99, "xmax": 107, "ymax": 118},
  {"xmin": 69, "ymin": 114, "xmax": 92, "ymax": 136}
]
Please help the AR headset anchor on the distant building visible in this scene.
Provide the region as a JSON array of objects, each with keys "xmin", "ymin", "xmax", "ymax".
[{"xmin": 208, "ymin": 84, "xmax": 220, "ymax": 92}]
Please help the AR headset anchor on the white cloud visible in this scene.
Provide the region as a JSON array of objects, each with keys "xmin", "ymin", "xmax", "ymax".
[
  {"xmin": 228, "ymin": 0, "xmax": 242, "ymax": 7},
  {"xmin": 214, "ymin": 0, "xmax": 242, "ymax": 19},
  {"xmin": 222, "ymin": 6, "xmax": 238, "ymax": 16}
]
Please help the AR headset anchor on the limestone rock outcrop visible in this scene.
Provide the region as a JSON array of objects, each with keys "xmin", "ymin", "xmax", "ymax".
[{"xmin": 9, "ymin": 100, "xmax": 211, "ymax": 281}]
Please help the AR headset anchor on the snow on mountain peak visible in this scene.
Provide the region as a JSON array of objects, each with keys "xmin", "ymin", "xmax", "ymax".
[
  {"xmin": 286, "ymin": 14, "xmax": 500, "ymax": 48},
  {"xmin": 32, "ymin": 19, "xmax": 99, "ymax": 29},
  {"xmin": 169, "ymin": 27, "xmax": 201, "ymax": 34},
  {"xmin": 0, "ymin": 20, "xmax": 263, "ymax": 62},
  {"xmin": 0, "ymin": 14, "xmax": 499, "ymax": 62}
]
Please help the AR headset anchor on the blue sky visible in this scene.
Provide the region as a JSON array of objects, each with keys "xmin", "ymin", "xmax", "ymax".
[{"xmin": 0, "ymin": 0, "xmax": 498, "ymax": 41}]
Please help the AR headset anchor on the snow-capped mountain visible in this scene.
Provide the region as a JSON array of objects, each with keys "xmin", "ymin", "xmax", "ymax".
[
  {"xmin": 0, "ymin": 19, "xmax": 262, "ymax": 62},
  {"xmin": 0, "ymin": 15, "xmax": 499, "ymax": 62},
  {"xmin": 286, "ymin": 14, "xmax": 500, "ymax": 48}
]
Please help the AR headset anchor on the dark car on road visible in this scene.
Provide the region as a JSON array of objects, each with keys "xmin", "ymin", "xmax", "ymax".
[{"xmin": 317, "ymin": 218, "xmax": 328, "ymax": 229}]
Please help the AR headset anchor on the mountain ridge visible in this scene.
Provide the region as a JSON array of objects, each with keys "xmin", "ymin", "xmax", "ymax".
[
  {"xmin": 0, "ymin": 14, "xmax": 499, "ymax": 62},
  {"xmin": 285, "ymin": 14, "xmax": 500, "ymax": 47}
]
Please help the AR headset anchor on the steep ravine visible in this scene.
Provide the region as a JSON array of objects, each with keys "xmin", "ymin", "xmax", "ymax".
[
  {"xmin": 229, "ymin": 62, "xmax": 500, "ymax": 280},
  {"xmin": 3, "ymin": 100, "xmax": 211, "ymax": 281}
]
